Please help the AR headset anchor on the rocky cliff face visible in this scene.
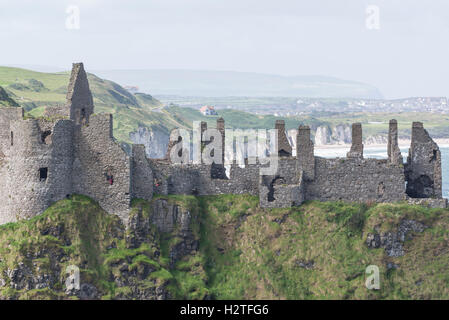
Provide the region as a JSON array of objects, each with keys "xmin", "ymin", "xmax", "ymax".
[
  {"xmin": 149, "ymin": 199, "xmax": 199, "ymax": 267},
  {"xmin": 314, "ymin": 124, "xmax": 351, "ymax": 146},
  {"xmin": 314, "ymin": 124, "xmax": 388, "ymax": 146},
  {"xmin": 0, "ymin": 195, "xmax": 202, "ymax": 300},
  {"xmin": 365, "ymin": 135, "xmax": 388, "ymax": 145},
  {"xmin": 129, "ymin": 126, "xmax": 169, "ymax": 159},
  {"xmin": 2, "ymin": 195, "xmax": 449, "ymax": 300},
  {"xmin": 366, "ymin": 219, "xmax": 426, "ymax": 257}
]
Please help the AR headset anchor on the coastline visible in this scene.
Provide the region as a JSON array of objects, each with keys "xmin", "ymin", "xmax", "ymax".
[{"xmin": 314, "ymin": 138, "xmax": 449, "ymax": 150}]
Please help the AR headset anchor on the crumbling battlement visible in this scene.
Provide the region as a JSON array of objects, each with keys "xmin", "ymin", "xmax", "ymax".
[
  {"xmin": 151, "ymin": 117, "xmax": 444, "ymax": 209},
  {"xmin": 405, "ymin": 122, "xmax": 442, "ymax": 199},
  {"xmin": 0, "ymin": 63, "xmax": 445, "ymax": 225}
]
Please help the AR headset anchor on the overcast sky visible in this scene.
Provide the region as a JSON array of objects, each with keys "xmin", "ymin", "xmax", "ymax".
[{"xmin": 1, "ymin": 0, "xmax": 448, "ymax": 99}]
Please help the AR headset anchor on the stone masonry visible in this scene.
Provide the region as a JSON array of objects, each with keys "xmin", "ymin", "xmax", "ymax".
[
  {"xmin": 388, "ymin": 119, "xmax": 403, "ymax": 165},
  {"xmin": 347, "ymin": 122, "xmax": 363, "ymax": 159},
  {"xmin": 405, "ymin": 122, "xmax": 442, "ymax": 198},
  {"xmin": 0, "ymin": 62, "xmax": 445, "ymax": 225},
  {"xmin": 275, "ymin": 120, "xmax": 292, "ymax": 157}
]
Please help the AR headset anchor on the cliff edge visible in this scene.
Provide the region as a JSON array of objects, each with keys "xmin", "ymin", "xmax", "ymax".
[{"xmin": 1, "ymin": 194, "xmax": 449, "ymax": 299}]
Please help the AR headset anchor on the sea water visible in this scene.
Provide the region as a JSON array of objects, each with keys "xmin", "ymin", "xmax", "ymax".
[{"xmin": 315, "ymin": 146, "xmax": 449, "ymax": 199}]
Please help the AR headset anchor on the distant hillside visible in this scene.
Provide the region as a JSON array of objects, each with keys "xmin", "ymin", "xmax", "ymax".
[
  {"xmin": 0, "ymin": 66, "xmax": 165, "ymax": 143},
  {"xmin": 0, "ymin": 66, "xmax": 327, "ymax": 156},
  {"xmin": 93, "ymin": 69, "xmax": 383, "ymax": 99},
  {"xmin": 0, "ymin": 86, "xmax": 19, "ymax": 107},
  {"xmin": 0, "ymin": 66, "xmax": 162, "ymax": 111}
]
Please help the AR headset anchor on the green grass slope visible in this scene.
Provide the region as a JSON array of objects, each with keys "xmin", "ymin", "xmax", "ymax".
[
  {"xmin": 0, "ymin": 86, "xmax": 20, "ymax": 107},
  {"xmin": 0, "ymin": 66, "xmax": 167, "ymax": 143},
  {"xmin": 0, "ymin": 66, "xmax": 327, "ymax": 145},
  {"xmin": 196, "ymin": 196, "xmax": 449, "ymax": 299},
  {"xmin": 0, "ymin": 195, "xmax": 176, "ymax": 300},
  {"xmin": 1, "ymin": 194, "xmax": 449, "ymax": 300}
]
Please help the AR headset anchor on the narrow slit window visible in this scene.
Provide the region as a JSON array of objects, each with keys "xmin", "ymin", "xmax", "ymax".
[
  {"xmin": 10, "ymin": 131, "xmax": 13, "ymax": 146},
  {"xmin": 39, "ymin": 167, "xmax": 48, "ymax": 181},
  {"xmin": 106, "ymin": 171, "xmax": 114, "ymax": 185},
  {"xmin": 81, "ymin": 108, "xmax": 86, "ymax": 124}
]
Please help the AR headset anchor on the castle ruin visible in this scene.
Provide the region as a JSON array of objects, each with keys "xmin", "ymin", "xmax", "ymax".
[{"xmin": 0, "ymin": 63, "xmax": 445, "ymax": 225}]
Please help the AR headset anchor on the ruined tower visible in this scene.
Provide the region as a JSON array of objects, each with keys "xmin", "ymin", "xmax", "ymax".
[
  {"xmin": 0, "ymin": 62, "xmax": 447, "ymax": 225},
  {"xmin": 67, "ymin": 63, "xmax": 94, "ymax": 125},
  {"xmin": 405, "ymin": 122, "xmax": 442, "ymax": 198},
  {"xmin": 210, "ymin": 118, "xmax": 227, "ymax": 179},
  {"xmin": 4, "ymin": 119, "xmax": 74, "ymax": 223},
  {"xmin": 388, "ymin": 119, "xmax": 403, "ymax": 165},
  {"xmin": 347, "ymin": 122, "xmax": 363, "ymax": 159},
  {"xmin": 275, "ymin": 120, "xmax": 292, "ymax": 157},
  {"xmin": 217, "ymin": 117, "xmax": 225, "ymax": 165},
  {"xmin": 296, "ymin": 125, "xmax": 315, "ymax": 181},
  {"xmin": 165, "ymin": 128, "xmax": 183, "ymax": 162}
]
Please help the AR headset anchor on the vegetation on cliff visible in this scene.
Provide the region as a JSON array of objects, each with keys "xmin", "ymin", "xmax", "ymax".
[
  {"xmin": 0, "ymin": 86, "xmax": 20, "ymax": 107},
  {"xmin": 0, "ymin": 194, "xmax": 449, "ymax": 300}
]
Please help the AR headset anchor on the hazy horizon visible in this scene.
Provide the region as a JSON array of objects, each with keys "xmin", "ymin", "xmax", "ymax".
[{"xmin": 1, "ymin": 0, "xmax": 448, "ymax": 99}]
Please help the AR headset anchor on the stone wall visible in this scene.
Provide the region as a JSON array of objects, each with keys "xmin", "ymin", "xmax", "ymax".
[
  {"xmin": 305, "ymin": 157, "xmax": 406, "ymax": 203},
  {"xmin": 131, "ymin": 144, "xmax": 153, "ymax": 201},
  {"xmin": 0, "ymin": 118, "xmax": 74, "ymax": 224},
  {"xmin": 72, "ymin": 114, "xmax": 131, "ymax": 221},
  {"xmin": 296, "ymin": 125, "xmax": 315, "ymax": 181},
  {"xmin": 0, "ymin": 107, "xmax": 23, "ymax": 154},
  {"xmin": 67, "ymin": 63, "xmax": 94, "ymax": 125},
  {"xmin": 43, "ymin": 105, "xmax": 69, "ymax": 119},
  {"xmin": 259, "ymin": 171, "xmax": 304, "ymax": 208},
  {"xmin": 275, "ymin": 120, "xmax": 292, "ymax": 157},
  {"xmin": 347, "ymin": 123, "xmax": 363, "ymax": 159},
  {"xmin": 405, "ymin": 122, "xmax": 442, "ymax": 198},
  {"xmin": 149, "ymin": 159, "xmax": 261, "ymax": 196},
  {"xmin": 388, "ymin": 119, "xmax": 402, "ymax": 165}
]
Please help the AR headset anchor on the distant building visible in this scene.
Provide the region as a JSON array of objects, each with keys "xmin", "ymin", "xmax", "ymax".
[{"xmin": 200, "ymin": 105, "xmax": 218, "ymax": 116}]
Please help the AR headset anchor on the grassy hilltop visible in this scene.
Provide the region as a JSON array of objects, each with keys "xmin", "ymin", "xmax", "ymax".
[
  {"xmin": 2, "ymin": 65, "xmax": 448, "ymax": 147},
  {"xmin": 0, "ymin": 66, "xmax": 325, "ymax": 146},
  {"xmin": 0, "ymin": 66, "xmax": 170, "ymax": 143},
  {"xmin": 1, "ymin": 194, "xmax": 449, "ymax": 300},
  {"xmin": 0, "ymin": 86, "xmax": 20, "ymax": 107}
]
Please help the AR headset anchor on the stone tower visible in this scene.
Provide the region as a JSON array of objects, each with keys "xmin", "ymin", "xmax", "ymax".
[
  {"xmin": 405, "ymin": 122, "xmax": 442, "ymax": 198},
  {"xmin": 275, "ymin": 120, "xmax": 292, "ymax": 157},
  {"xmin": 4, "ymin": 119, "xmax": 74, "ymax": 222},
  {"xmin": 67, "ymin": 63, "xmax": 94, "ymax": 125},
  {"xmin": 347, "ymin": 122, "xmax": 363, "ymax": 159},
  {"xmin": 216, "ymin": 117, "xmax": 225, "ymax": 165},
  {"xmin": 296, "ymin": 125, "xmax": 315, "ymax": 181},
  {"xmin": 387, "ymin": 119, "xmax": 402, "ymax": 165}
]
